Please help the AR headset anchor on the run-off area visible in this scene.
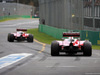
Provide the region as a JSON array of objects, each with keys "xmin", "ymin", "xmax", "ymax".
[{"xmin": 0, "ymin": 53, "xmax": 32, "ymax": 69}]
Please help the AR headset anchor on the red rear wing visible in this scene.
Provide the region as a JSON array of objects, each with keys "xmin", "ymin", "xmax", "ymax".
[
  {"xmin": 16, "ymin": 29, "xmax": 27, "ymax": 31},
  {"xmin": 63, "ymin": 32, "xmax": 80, "ymax": 37}
]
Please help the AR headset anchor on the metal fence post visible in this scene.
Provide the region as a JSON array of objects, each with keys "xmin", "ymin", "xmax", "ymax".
[
  {"xmin": 92, "ymin": 0, "xmax": 95, "ymax": 30},
  {"xmin": 82, "ymin": 0, "xmax": 84, "ymax": 30}
]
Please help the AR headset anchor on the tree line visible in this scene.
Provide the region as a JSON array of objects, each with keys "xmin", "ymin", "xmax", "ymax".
[
  {"xmin": 0, "ymin": 0, "xmax": 39, "ymax": 7},
  {"xmin": 18, "ymin": 0, "xmax": 39, "ymax": 7}
]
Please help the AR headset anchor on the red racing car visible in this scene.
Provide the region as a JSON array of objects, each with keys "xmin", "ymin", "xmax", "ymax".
[
  {"xmin": 8, "ymin": 29, "xmax": 33, "ymax": 42},
  {"xmin": 51, "ymin": 32, "xmax": 92, "ymax": 56}
]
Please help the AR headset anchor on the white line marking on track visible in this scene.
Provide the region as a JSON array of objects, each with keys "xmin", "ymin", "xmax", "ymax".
[
  {"xmin": 46, "ymin": 66, "xmax": 76, "ymax": 68},
  {"xmin": 85, "ymin": 73, "xmax": 100, "ymax": 75},
  {"xmin": 47, "ymin": 58, "xmax": 100, "ymax": 60},
  {"xmin": 0, "ymin": 53, "xmax": 32, "ymax": 69},
  {"xmin": 94, "ymin": 60, "xmax": 97, "ymax": 63},
  {"xmin": 94, "ymin": 53, "xmax": 100, "ymax": 57}
]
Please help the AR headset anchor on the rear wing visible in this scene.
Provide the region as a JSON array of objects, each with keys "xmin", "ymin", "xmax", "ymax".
[
  {"xmin": 63, "ymin": 32, "xmax": 80, "ymax": 37},
  {"xmin": 16, "ymin": 29, "xmax": 27, "ymax": 31}
]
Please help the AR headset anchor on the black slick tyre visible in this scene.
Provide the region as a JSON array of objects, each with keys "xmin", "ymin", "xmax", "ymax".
[
  {"xmin": 8, "ymin": 33, "xmax": 14, "ymax": 42},
  {"xmin": 83, "ymin": 41, "xmax": 92, "ymax": 56},
  {"xmin": 51, "ymin": 41, "xmax": 60, "ymax": 56},
  {"xmin": 27, "ymin": 34, "xmax": 33, "ymax": 42}
]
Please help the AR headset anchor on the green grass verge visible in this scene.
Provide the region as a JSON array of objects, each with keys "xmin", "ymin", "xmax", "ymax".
[
  {"xmin": 92, "ymin": 45, "xmax": 100, "ymax": 50},
  {"xmin": 0, "ymin": 18, "xmax": 18, "ymax": 22},
  {"xmin": 27, "ymin": 28, "xmax": 100, "ymax": 50},
  {"xmin": 27, "ymin": 28, "xmax": 59, "ymax": 44}
]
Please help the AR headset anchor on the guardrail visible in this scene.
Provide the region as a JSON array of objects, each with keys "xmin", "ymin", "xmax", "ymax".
[{"xmin": 39, "ymin": 24, "xmax": 100, "ymax": 45}]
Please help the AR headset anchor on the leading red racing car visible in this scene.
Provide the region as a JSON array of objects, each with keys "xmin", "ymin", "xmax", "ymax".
[
  {"xmin": 8, "ymin": 29, "xmax": 33, "ymax": 42},
  {"xmin": 51, "ymin": 32, "xmax": 92, "ymax": 56}
]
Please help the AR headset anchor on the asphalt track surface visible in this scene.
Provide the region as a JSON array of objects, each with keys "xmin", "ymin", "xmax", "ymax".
[{"xmin": 0, "ymin": 19, "xmax": 100, "ymax": 75}]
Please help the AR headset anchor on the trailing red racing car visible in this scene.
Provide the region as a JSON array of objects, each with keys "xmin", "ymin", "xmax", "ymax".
[
  {"xmin": 8, "ymin": 29, "xmax": 34, "ymax": 42},
  {"xmin": 51, "ymin": 32, "xmax": 92, "ymax": 56}
]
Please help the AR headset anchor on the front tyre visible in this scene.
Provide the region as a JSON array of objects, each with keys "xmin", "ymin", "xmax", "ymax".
[
  {"xmin": 51, "ymin": 41, "xmax": 60, "ymax": 56},
  {"xmin": 27, "ymin": 34, "xmax": 33, "ymax": 42},
  {"xmin": 83, "ymin": 41, "xmax": 92, "ymax": 56}
]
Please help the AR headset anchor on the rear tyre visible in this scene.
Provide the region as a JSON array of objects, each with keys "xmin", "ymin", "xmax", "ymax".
[
  {"xmin": 83, "ymin": 41, "xmax": 92, "ymax": 56},
  {"xmin": 27, "ymin": 34, "xmax": 33, "ymax": 42},
  {"xmin": 51, "ymin": 41, "xmax": 60, "ymax": 56},
  {"xmin": 8, "ymin": 33, "xmax": 14, "ymax": 42}
]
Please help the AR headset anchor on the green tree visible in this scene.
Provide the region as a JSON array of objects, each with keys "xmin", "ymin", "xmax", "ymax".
[
  {"xmin": 18, "ymin": 0, "xmax": 39, "ymax": 7},
  {"xmin": 0, "ymin": 0, "xmax": 39, "ymax": 7},
  {"xmin": 32, "ymin": 0, "xmax": 39, "ymax": 7}
]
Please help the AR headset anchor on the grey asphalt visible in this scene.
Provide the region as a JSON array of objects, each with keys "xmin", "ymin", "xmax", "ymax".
[{"xmin": 0, "ymin": 19, "xmax": 100, "ymax": 75}]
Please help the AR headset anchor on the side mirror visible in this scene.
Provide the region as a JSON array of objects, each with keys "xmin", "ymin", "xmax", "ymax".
[
  {"xmin": 78, "ymin": 38, "xmax": 81, "ymax": 41},
  {"xmin": 61, "ymin": 38, "xmax": 65, "ymax": 40}
]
